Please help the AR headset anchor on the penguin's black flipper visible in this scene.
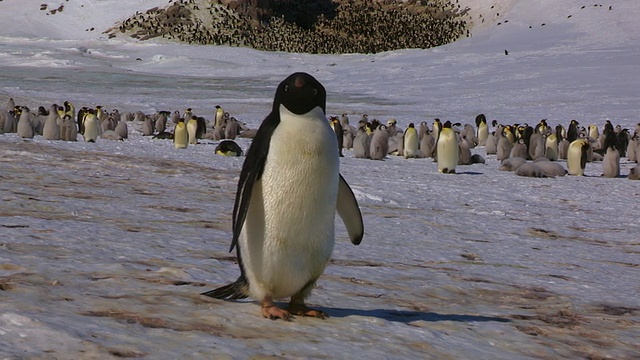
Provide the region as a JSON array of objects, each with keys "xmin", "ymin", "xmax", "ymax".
[
  {"xmin": 229, "ymin": 110, "xmax": 279, "ymax": 252},
  {"xmin": 337, "ymin": 174, "xmax": 364, "ymax": 245},
  {"xmin": 201, "ymin": 274, "xmax": 249, "ymax": 300}
]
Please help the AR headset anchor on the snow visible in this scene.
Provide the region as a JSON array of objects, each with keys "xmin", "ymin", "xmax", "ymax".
[{"xmin": 1, "ymin": 0, "xmax": 639, "ymax": 359}]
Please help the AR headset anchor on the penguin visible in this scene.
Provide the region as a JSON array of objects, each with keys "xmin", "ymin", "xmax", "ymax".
[
  {"xmin": 534, "ymin": 158, "xmax": 567, "ymax": 177},
  {"xmin": 201, "ymin": 72, "xmax": 364, "ymax": 320},
  {"xmin": 418, "ymin": 121, "xmax": 428, "ymax": 141},
  {"xmin": 173, "ymin": 118, "xmax": 189, "ymax": 149},
  {"xmin": 82, "ymin": 111, "xmax": 100, "ymax": 143},
  {"xmin": 601, "ymin": 131, "xmax": 620, "ymax": 178},
  {"xmin": 142, "ymin": 115, "xmax": 154, "ymax": 136},
  {"xmin": 485, "ymin": 131, "xmax": 497, "ymax": 155},
  {"xmin": 224, "ymin": 117, "xmax": 239, "ymax": 140},
  {"xmin": 214, "ymin": 105, "xmax": 225, "ymax": 128},
  {"xmin": 567, "ymin": 138, "xmax": 590, "ymax": 176},
  {"xmin": 114, "ymin": 120, "xmax": 128, "ymax": 139},
  {"xmin": 403, "ymin": 123, "xmax": 419, "ymax": 159},
  {"xmin": 515, "ymin": 162, "xmax": 546, "ymax": 178},
  {"xmin": 187, "ymin": 116, "xmax": 199, "ymax": 144},
  {"xmin": 458, "ymin": 135, "xmax": 472, "ymax": 165},
  {"xmin": 42, "ymin": 104, "xmax": 61, "ymax": 140},
  {"xmin": 496, "ymin": 126, "xmax": 512, "ymax": 161},
  {"xmin": 59, "ymin": 114, "xmax": 78, "ymax": 141},
  {"xmin": 155, "ymin": 112, "xmax": 168, "ymax": 134},
  {"xmin": 475, "ymin": 114, "xmax": 488, "ymax": 146},
  {"xmin": 330, "ymin": 116, "xmax": 344, "ymax": 157},
  {"xmin": 509, "ymin": 138, "xmax": 528, "ymax": 159},
  {"xmin": 419, "ymin": 128, "xmax": 435, "ymax": 158},
  {"xmin": 215, "ymin": 139, "xmax": 243, "ymax": 156},
  {"xmin": 352, "ymin": 125, "xmax": 370, "ymax": 159},
  {"xmin": 16, "ymin": 108, "xmax": 35, "ymax": 139},
  {"xmin": 566, "ymin": 119, "xmax": 579, "ymax": 143},
  {"xmin": 628, "ymin": 164, "xmax": 640, "ymax": 180},
  {"xmin": 369, "ymin": 124, "xmax": 389, "ymax": 160},
  {"xmin": 499, "ymin": 157, "xmax": 526, "ymax": 172},
  {"xmin": 545, "ymin": 133, "xmax": 558, "ymax": 161},
  {"xmin": 436, "ymin": 120, "xmax": 458, "ymax": 173}
]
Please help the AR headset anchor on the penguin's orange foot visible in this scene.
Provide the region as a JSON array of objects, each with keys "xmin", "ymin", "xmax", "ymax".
[
  {"xmin": 261, "ymin": 303, "xmax": 292, "ymax": 321},
  {"xmin": 287, "ymin": 304, "xmax": 328, "ymax": 319}
]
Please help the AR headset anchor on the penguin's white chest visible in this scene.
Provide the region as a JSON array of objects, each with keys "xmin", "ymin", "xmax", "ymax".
[
  {"xmin": 242, "ymin": 106, "xmax": 340, "ymax": 300},
  {"xmin": 437, "ymin": 129, "xmax": 459, "ymax": 172}
]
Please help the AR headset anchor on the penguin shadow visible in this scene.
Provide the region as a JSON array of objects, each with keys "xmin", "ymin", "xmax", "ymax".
[
  {"xmin": 452, "ymin": 170, "xmax": 484, "ymax": 176},
  {"xmin": 316, "ymin": 307, "xmax": 510, "ymax": 324}
]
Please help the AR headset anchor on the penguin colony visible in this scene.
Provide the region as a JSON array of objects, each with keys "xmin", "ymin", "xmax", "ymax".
[
  {"xmin": 3, "ymin": 95, "xmax": 639, "ymax": 178},
  {"xmin": 104, "ymin": 0, "xmax": 470, "ymax": 54},
  {"xmin": 0, "ymin": 97, "xmax": 250, "ymax": 153}
]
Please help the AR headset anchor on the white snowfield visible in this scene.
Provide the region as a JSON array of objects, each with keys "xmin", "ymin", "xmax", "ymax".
[{"xmin": 1, "ymin": 0, "xmax": 639, "ymax": 359}]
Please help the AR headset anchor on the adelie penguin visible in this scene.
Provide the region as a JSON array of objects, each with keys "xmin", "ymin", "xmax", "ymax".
[{"xmin": 201, "ymin": 72, "xmax": 364, "ymax": 320}]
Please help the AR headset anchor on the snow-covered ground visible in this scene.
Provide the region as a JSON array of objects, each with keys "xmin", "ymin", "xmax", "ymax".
[{"xmin": 1, "ymin": 0, "xmax": 639, "ymax": 359}]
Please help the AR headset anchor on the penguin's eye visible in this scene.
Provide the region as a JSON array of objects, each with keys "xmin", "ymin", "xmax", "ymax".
[
  {"xmin": 284, "ymin": 85, "xmax": 289, "ymax": 92},
  {"xmin": 312, "ymin": 88, "xmax": 318, "ymax": 96}
]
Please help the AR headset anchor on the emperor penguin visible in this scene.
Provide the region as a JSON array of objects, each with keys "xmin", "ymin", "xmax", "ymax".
[
  {"xmin": 510, "ymin": 138, "xmax": 528, "ymax": 159},
  {"xmin": 187, "ymin": 115, "xmax": 199, "ymax": 144},
  {"xmin": 173, "ymin": 118, "xmax": 189, "ymax": 149},
  {"xmin": 496, "ymin": 126, "xmax": 513, "ymax": 161},
  {"xmin": 432, "ymin": 118, "xmax": 442, "ymax": 142},
  {"xmin": 114, "ymin": 120, "xmax": 128, "ymax": 139},
  {"xmin": 419, "ymin": 128, "xmax": 435, "ymax": 158},
  {"xmin": 201, "ymin": 72, "xmax": 364, "ymax": 320},
  {"xmin": 545, "ymin": 133, "xmax": 559, "ymax": 161},
  {"xmin": 42, "ymin": 104, "xmax": 61, "ymax": 140},
  {"xmin": 330, "ymin": 116, "xmax": 344, "ymax": 157},
  {"xmin": 601, "ymin": 131, "xmax": 620, "ymax": 178},
  {"xmin": 369, "ymin": 124, "xmax": 389, "ymax": 160},
  {"xmin": 436, "ymin": 121, "xmax": 458, "ymax": 173},
  {"xmin": 352, "ymin": 125, "xmax": 371, "ymax": 159},
  {"xmin": 567, "ymin": 138, "xmax": 590, "ymax": 176},
  {"xmin": 17, "ymin": 108, "xmax": 35, "ymax": 139},
  {"xmin": 403, "ymin": 123, "xmax": 419, "ymax": 158},
  {"xmin": 82, "ymin": 111, "xmax": 100, "ymax": 143},
  {"xmin": 214, "ymin": 140, "xmax": 243, "ymax": 156},
  {"xmin": 476, "ymin": 114, "xmax": 488, "ymax": 146}
]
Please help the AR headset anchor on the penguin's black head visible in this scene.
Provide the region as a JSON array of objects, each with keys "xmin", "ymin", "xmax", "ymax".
[
  {"xmin": 274, "ymin": 72, "xmax": 326, "ymax": 115},
  {"xmin": 475, "ymin": 113, "xmax": 486, "ymax": 127}
]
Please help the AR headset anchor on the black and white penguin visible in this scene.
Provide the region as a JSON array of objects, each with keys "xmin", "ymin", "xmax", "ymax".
[
  {"xmin": 475, "ymin": 114, "xmax": 488, "ymax": 146},
  {"xmin": 436, "ymin": 120, "xmax": 458, "ymax": 173},
  {"xmin": 214, "ymin": 139, "xmax": 243, "ymax": 156},
  {"xmin": 173, "ymin": 118, "xmax": 188, "ymax": 149},
  {"xmin": 567, "ymin": 138, "xmax": 590, "ymax": 176},
  {"xmin": 201, "ymin": 72, "xmax": 364, "ymax": 320},
  {"xmin": 82, "ymin": 111, "xmax": 100, "ymax": 143},
  {"xmin": 403, "ymin": 123, "xmax": 419, "ymax": 158},
  {"xmin": 602, "ymin": 130, "xmax": 620, "ymax": 178}
]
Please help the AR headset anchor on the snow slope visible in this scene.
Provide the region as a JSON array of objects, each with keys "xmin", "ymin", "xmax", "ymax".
[{"xmin": 1, "ymin": 0, "xmax": 639, "ymax": 359}]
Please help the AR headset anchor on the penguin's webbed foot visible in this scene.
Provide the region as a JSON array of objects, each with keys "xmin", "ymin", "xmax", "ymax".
[
  {"xmin": 287, "ymin": 303, "xmax": 328, "ymax": 319},
  {"xmin": 261, "ymin": 298, "xmax": 292, "ymax": 321}
]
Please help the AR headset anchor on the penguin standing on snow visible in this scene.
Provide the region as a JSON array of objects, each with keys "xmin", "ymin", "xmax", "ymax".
[
  {"xmin": 436, "ymin": 121, "xmax": 459, "ymax": 173},
  {"xmin": 601, "ymin": 131, "xmax": 620, "ymax": 178},
  {"xmin": 173, "ymin": 118, "xmax": 189, "ymax": 149},
  {"xmin": 567, "ymin": 138, "xmax": 590, "ymax": 176},
  {"xmin": 201, "ymin": 72, "xmax": 364, "ymax": 320}
]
